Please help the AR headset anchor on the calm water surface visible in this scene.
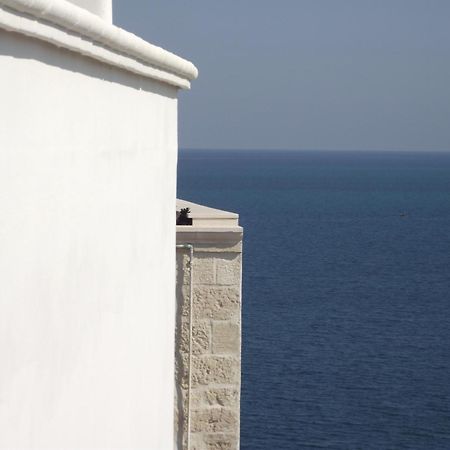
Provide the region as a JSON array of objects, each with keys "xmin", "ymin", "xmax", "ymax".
[{"xmin": 177, "ymin": 150, "xmax": 450, "ymax": 450}]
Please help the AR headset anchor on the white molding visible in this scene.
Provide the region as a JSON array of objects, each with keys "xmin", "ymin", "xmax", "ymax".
[{"xmin": 0, "ymin": 0, "xmax": 197, "ymax": 89}]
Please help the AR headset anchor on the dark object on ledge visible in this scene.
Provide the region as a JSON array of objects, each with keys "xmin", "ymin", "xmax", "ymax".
[{"xmin": 177, "ymin": 207, "xmax": 193, "ymax": 225}]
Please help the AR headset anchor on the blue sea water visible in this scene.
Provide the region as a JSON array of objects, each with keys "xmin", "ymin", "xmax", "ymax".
[{"xmin": 177, "ymin": 150, "xmax": 450, "ymax": 450}]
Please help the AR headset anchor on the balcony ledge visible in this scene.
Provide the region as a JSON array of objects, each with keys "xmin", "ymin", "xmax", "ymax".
[{"xmin": 176, "ymin": 199, "xmax": 242, "ymax": 246}]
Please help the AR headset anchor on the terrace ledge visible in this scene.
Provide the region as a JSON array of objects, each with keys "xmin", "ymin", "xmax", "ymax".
[
  {"xmin": 176, "ymin": 199, "xmax": 243, "ymax": 246},
  {"xmin": 0, "ymin": 0, "xmax": 198, "ymax": 89}
]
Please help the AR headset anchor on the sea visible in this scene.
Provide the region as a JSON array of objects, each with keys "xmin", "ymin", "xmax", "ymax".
[{"xmin": 177, "ymin": 149, "xmax": 450, "ymax": 450}]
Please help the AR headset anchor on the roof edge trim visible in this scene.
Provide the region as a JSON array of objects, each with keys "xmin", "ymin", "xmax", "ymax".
[{"xmin": 0, "ymin": 0, "xmax": 198, "ymax": 89}]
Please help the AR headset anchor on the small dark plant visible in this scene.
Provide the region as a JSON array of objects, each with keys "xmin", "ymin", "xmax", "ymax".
[{"xmin": 176, "ymin": 207, "xmax": 192, "ymax": 225}]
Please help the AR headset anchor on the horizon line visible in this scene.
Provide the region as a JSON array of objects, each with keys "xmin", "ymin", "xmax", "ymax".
[{"xmin": 179, "ymin": 147, "xmax": 450, "ymax": 153}]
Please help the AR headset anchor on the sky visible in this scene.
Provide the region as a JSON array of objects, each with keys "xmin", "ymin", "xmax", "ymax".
[{"xmin": 114, "ymin": 1, "xmax": 450, "ymax": 151}]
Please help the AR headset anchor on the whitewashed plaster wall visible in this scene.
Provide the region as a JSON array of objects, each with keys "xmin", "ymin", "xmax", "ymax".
[{"xmin": 0, "ymin": 1, "xmax": 196, "ymax": 448}]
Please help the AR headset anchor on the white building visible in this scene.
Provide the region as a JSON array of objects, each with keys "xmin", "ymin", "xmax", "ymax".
[{"xmin": 0, "ymin": 0, "xmax": 197, "ymax": 447}]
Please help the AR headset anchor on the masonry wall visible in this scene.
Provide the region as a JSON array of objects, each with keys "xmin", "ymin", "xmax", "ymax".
[{"xmin": 175, "ymin": 238, "xmax": 242, "ymax": 450}]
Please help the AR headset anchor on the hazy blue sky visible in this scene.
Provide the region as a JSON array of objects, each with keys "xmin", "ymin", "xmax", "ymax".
[{"xmin": 114, "ymin": 1, "xmax": 450, "ymax": 151}]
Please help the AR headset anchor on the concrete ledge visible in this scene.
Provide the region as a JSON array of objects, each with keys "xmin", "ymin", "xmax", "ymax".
[
  {"xmin": 177, "ymin": 199, "xmax": 241, "ymax": 229},
  {"xmin": 0, "ymin": 0, "xmax": 197, "ymax": 88},
  {"xmin": 177, "ymin": 199, "xmax": 242, "ymax": 245},
  {"xmin": 177, "ymin": 231, "xmax": 243, "ymax": 247}
]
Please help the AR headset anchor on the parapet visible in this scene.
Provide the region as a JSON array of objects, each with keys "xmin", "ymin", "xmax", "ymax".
[
  {"xmin": 0, "ymin": 0, "xmax": 198, "ymax": 88},
  {"xmin": 176, "ymin": 199, "xmax": 243, "ymax": 449}
]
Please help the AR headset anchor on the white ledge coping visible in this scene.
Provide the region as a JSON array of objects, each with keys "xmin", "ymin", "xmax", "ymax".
[
  {"xmin": 0, "ymin": 0, "xmax": 198, "ymax": 89},
  {"xmin": 177, "ymin": 199, "xmax": 242, "ymax": 231}
]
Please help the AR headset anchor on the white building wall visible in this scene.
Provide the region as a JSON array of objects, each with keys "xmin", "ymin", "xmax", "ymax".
[{"xmin": 0, "ymin": 30, "xmax": 179, "ymax": 448}]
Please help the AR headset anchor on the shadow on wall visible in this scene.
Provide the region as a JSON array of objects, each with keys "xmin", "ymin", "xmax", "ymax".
[{"xmin": 0, "ymin": 26, "xmax": 177, "ymax": 97}]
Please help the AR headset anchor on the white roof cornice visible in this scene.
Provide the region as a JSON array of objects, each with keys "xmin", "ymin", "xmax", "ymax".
[{"xmin": 0, "ymin": 0, "xmax": 198, "ymax": 89}]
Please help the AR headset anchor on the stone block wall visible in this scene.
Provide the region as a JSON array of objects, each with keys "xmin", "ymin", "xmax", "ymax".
[{"xmin": 175, "ymin": 237, "xmax": 242, "ymax": 450}]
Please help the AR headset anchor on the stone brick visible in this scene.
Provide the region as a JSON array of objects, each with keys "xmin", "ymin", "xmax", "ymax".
[
  {"xmin": 193, "ymin": 286, "xmax": 240, "ymax": 320},
  {"xmin": 193, "ymin": 253, "xmax": 216, "ymax": 285},
  {"xmin": 174, "ymin": 388, "xmax": 188, "ymax": 437},
  {"xmin": 191, "ymin": 433, "xmax": 239, "ymax": 450},
  {"xmin": 176, "ymin": 284, "xmax": 191, "ymax": 318},
  {"xmin": 191, "ymin": 388, "xmax": 240, "ymax": 408},
  {"xmin": 215, "ymin": 254, "xmax": 241, "ymax": 286},
  {"xmin": 212, "ymin": 322, "xmax": 240, "ymax": 355},
  {"xmin": 179, "ymin": 320, "xmax": 211, "ymax": 355},
  {"xmin": 175, "ymin": 352, "xmax": 189, "ymax": 390},
  {"xmin": 192, "ymin": 356, "xmax": 240, "ymax": 387},
  {"xmin": 176, "ymin": 250, "xmax": 191, "ymax": 286},
  {"xmin": 202, "ymin": 434, "xmax": 239, "ymax": 450},
  {"xmin": 191, "ymin": 408, "xmax": 238, "ymax": 434}
]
